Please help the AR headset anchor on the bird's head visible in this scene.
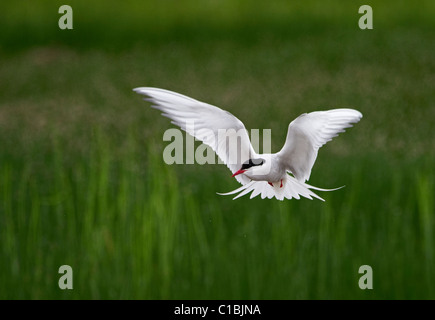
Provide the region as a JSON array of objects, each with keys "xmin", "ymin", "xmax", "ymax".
[{"xmin": 232, "ymin": 158, "xmax": 266, "ymax": 178}]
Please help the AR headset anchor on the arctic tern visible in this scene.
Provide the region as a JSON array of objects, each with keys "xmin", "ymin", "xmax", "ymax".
[{"xmin": 134, "ymin": 87, "xmax": 362, "ymax": 201}]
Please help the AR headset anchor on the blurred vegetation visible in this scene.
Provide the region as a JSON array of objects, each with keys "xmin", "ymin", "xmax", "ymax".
[
  {"xmin": 0, "ymin": 0, "xmax": 434, "ymax": 299},
  {"xmin": 2, "ymin": 0, "xmax": 435, "ymax": 51}
]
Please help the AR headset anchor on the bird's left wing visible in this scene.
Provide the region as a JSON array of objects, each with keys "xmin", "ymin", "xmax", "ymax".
[
  {"xmin": 277, "ymin": 109, "xmax": 362, "ymax": 182},
  {"xmin": 134, "ymin": 87, "xmax": 256, "ymax": 185}
]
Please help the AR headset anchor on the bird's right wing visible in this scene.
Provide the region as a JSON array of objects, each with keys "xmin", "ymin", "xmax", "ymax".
[{"xmin": 134, "ymin": 87, "xmax": 256, "ymax": 185}]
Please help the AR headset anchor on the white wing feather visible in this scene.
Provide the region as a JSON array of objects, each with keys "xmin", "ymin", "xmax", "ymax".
[
  {"xmin": 278, "ymin": 109, "xmax": 362, "ymax": 182},
  {"xmin": 134, "ymin": 87, "xmax": 256, "ymax": 185}
]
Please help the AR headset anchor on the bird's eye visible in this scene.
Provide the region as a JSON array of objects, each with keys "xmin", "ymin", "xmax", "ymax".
[
  {"xmin": 241, "ymin": 161, "xmax": 251, "ymax": 170},
  {"xmin": 241, "ymin": 158, "xmax": 265, "ymax": 170},
  {"xmin": 251, "ymin": 158, "xmax": 265, "ymax": 166}
]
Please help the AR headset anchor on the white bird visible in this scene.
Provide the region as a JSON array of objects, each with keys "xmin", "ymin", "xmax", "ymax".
[{"xmin": 134, "ymin": 87, "xmax": 362, "ymax": 201}]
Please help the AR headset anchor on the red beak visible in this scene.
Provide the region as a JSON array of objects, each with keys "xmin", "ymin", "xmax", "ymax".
[{"xmin": 231, "ymin": 169, "xmax": 246, "ymax": 177}]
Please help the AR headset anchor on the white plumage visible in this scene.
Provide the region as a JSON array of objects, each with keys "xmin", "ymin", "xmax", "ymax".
[{"xmin": 134, "ymin": 87, "xmax": 362, "ymax": 201}]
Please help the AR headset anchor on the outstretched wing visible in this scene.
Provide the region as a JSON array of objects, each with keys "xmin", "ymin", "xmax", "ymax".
[
  {"xmin": 278, "ymin": 109, "xmax": 362, "ymax": 182},
  {"xmin": 134, "ymin": 87, "xmax": 256, "ymax": 185}
]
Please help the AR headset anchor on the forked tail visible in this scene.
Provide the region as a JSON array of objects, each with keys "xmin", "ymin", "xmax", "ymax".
[{"xmin": 217, "ymin": 174, "xmax": 344, "ymax": 201}]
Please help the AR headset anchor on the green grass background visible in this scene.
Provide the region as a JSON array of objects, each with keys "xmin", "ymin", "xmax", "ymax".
[{"xmin": 0, "ymin": 0, "xmax": 434, "ymax": 299}]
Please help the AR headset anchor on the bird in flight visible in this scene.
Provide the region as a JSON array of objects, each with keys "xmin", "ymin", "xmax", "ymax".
[{"xmin": 134, "ymin": 87, "xmax": 362, "ymax": 201}]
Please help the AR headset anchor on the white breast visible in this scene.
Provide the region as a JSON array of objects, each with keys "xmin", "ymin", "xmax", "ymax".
[{"xmin": 243, "ymin": 153, "xmax": 285, "ymax": 182}]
